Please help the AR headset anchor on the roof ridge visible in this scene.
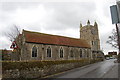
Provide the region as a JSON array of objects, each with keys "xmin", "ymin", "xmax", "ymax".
[
  {"xmin": 23, "ymin": 29, "xmax": 90, "ymax": 48},
  {"xmin": 23, "ymin": 29, "xmax": 86, "ymax": 41}
]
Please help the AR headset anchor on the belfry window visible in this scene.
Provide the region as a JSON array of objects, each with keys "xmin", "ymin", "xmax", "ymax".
[
  {"xmin": 60, "ymin": 48, "xmax": 64, "ymax": 58},
  {"xmin": 70, "ymin": 50, "xmax": 74, "ymax": 57},
  {"xmin": 80, "ymin": 49, "xmax": 82, "ymax": 58},
  {"xmin": 47, "ymin": 47, "xmax": 51, "ymax": 57},
  {"xmin": 32, "ymin": 46, "xmax": 37, "ymax": 57}
]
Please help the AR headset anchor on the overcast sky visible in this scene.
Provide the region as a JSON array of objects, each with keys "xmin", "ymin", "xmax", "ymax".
[{"xmin": 0, "ymin": 0, "xmax": 119, "ymax": 54}]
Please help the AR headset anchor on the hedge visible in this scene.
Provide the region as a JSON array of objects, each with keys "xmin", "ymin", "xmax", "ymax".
[{"xmin": 2, "ymin": 59, "xmax": 102, "ymax": 71}]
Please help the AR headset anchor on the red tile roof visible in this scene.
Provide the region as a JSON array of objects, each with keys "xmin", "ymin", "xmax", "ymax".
[{"xmin": 23, "ymin": 30, "xmax": 91, "ymax": 48}]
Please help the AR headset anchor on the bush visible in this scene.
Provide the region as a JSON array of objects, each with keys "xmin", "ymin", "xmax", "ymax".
[
  {"xmin": 2, "ymin": 59, "xmax": 87, "ymax": 70},
  {"xmin": 2, "ymin": 59, "xmax": 101, "ymax": 71}
]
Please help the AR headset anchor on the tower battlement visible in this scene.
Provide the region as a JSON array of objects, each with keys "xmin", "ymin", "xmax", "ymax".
[{"xmin": 80, "ymin": 20, "xmax": 100, "ymax": 51}]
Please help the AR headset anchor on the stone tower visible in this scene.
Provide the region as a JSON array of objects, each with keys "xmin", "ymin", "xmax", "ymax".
[{"xmin": 80, "ymin": 20, "xmax": 100, "ymax": 53}]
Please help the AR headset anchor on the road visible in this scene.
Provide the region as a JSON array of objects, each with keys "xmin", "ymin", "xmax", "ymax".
[
  {"xmin": 46, "ymin": 59, "xmax": 118, "ymax": 78},
  {"xmin": 0, "ymin": 62, "xmax": 1, "ymax": 80}
]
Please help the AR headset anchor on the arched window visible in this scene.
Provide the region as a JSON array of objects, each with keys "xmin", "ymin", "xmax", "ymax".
[
  {"xmin": 83, "ymin": 49, "xmax": 86, "ymax": 58},
  {"xmin": 87, "ymin": 49, "xmax": 89, "ymax": 57},
  {"xmin": 47, "ymin": 47, "xmax": 51, "ymax": 57},
  {"xmin": 80, "ymin": 49, "xmax": 82, "ymax": 58},
  {"xmin": 92, "ymin": 41, "xmax": 94, "ymax": 45},
  {"xmin": 32, "ymin": 46, "xmax": 37, "ymax": 57},
  {"xmin": 60, "ymin": 48, "xmax": 64, "ymax": 58},
  {"xmin": 70, "ymin": 50, "xmax": 74, "ymax": 57}
]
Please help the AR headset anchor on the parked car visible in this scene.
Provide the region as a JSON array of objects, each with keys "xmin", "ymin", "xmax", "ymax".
[
  {"xmin": 106, "ymin": 57, "xmax": 109, "ymax": 60},
  {"xmin": 109, "ymin": 57, "xmax": 113, "ymax": 59}
]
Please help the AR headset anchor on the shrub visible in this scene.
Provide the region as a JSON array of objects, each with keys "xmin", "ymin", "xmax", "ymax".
[{"xmin": 2, "ymin": 59, "xmax": 101, "ymax": 71}]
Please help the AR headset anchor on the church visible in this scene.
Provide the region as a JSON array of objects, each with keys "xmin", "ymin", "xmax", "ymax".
[{"xmin": 12, "ymin": 20, "xmax": 104, "ymax": 61}]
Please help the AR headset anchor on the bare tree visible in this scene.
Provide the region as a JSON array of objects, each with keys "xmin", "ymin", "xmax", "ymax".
[
  {"xmin": 106, "ymin": 29, "xmax": 118, "ymax": 48},
  {"xmin": 5, "ymin": 25, "xmax": 22, "ymax": 61},
  {"xmin": 5, "ymin": 25, "xmax": 21, "ymax": 42}
]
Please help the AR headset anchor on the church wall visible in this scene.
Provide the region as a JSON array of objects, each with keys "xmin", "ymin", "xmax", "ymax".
[{"xmin": 20, "ymin": 42, "xmax": 91, "ymax": 61}]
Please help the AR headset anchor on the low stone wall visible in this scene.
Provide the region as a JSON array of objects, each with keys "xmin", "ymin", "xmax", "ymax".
[{"xmin": 2, "ymin": 59, "xmax": 102, "ymax": 79}]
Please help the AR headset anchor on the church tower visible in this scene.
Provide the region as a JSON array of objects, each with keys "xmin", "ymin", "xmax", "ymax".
[{"xmin": 80, "ymin": 20, "xmax": 100, "ymax": 54}]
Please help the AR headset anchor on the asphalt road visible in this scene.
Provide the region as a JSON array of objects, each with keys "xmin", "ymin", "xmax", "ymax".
[
  {"xmin": 0, "ymin": 62, "xmax": 2, "ymax": 80},
  {"xmin": 48, "ymin": 59, "xmax": 118, "ymax": 78}
]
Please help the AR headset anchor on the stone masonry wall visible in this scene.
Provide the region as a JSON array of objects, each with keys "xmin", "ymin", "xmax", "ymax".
[
  {"xmin": 2, "ymin": 61, "xmax": 91, "ymax": 79},
  {"xmin": 20, "ymin": 43, "xmax": 91, "ymax": 61}
]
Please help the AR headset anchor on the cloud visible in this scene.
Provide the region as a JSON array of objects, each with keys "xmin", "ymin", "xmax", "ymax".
[
  {"xmin": 0, "ymin": 2, "xmax": 97, "ymax": 34},
  {"xmin": 0, "ymin": 36, "xmax": 11, "ymax": 49},
  {"xmin": 0, "ymin": 1, "xmax": 117, "ymax": 54},
  {"xmin": 1, "ymin": 2, "xmax": 41, "ymax": 12},
  {"xmin": 38, "ymin": 2, "xmax": 97, "ymax": 33}
]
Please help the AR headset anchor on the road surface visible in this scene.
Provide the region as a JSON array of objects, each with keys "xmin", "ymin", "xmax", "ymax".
[
  {"xmin": 0, "ymin": 62, "xmax": 2, "ymax": 80},
  {"xmin": 46, "ymin": 59, "xmax": 118, "ymax": 78}
]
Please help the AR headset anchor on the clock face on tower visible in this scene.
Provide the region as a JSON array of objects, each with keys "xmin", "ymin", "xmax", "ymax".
[{"xmin": 91, "ymin": 29, "xmax": 97, "ymax": 35}]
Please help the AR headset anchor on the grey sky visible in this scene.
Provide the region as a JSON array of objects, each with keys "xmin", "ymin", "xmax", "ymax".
[{"xmin": 0, "ymin": 0, "xmax": 118, "ymax": 54}]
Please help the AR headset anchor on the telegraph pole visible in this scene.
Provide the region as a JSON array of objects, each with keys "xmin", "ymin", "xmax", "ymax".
[
  {"xmin": 110, "ymin": 4, "xmax": 120, "ymax": 62},
  {"xmin": 116, "ymin": 1, "xmax": 120, "ymax": 63},
  {"xmin": 116, "ymin": 24, "xmax": 120, "ymax": 62}
]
